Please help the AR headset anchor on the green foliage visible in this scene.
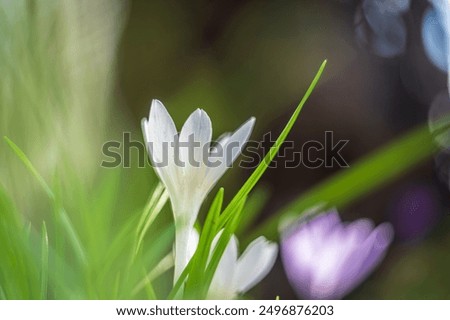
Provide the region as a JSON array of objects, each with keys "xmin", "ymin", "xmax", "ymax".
[
  {"xmin": 0, "ymin": 187, "xmax": 40, "ymax": 299},
  {"xmin": 40, "ymin": 222, "xmax": 49, "ymax": 299},
  {"xmin": 134, "ymin": 183, "xmax": 169, "ymax": 257},
  {"xmin": 2, "ymin": 137, "xmax": 173, "ymax": 299}
]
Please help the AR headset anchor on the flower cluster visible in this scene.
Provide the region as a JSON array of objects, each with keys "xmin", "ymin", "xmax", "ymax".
[
  {"xmin": 142, "ymin": 100, "xmax": 276, "ymax": 291},
  {"xmin": 142, "ymin": 100, "xmax": 394, "ymax": 299}
]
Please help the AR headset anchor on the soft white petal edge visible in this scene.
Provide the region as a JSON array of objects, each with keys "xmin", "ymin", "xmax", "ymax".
[
  {"xmin": 143, "ymin": 99, "xmax": 177, "ymax": 161},
  {"xmin": 142, "ymin": 99, "xmax": 179, "ymax": 198},
  {"xmin": 235, "ymin": 236, "xmax": 278, "ymax": 293},
  {"xmin": 179, "ymin": 108, "xmax": 213, "ymax": 166},
  {"xmin": 204, "ymin": 117, "xmax": 256, "ymax": 190},
  {"xmin": 208, "ymin": 235, "xmax": 239, "ymax": 299}
]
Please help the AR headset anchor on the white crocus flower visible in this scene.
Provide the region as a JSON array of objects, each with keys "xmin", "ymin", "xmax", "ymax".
[
  {"xmin": 207, "ymin": 234, "xmax": 278, "ymax": 299},
  {"xmin": 186, "ymin": 229, "xmax": 278, "ymax": 299},
  {"xmin": 142, "ymin": 99, "xmax": 255, "ymax": 281}
]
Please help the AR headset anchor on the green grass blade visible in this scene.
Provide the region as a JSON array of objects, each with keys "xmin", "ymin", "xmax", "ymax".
[
  {"xmin": 134, "ymin": 183, "xmax": 169, "ymax": 257},
  {"xmin": 58, "ymin": 207, "xmax": 88, "ymax": 265},
  {"xmin": 142, "ymin": 271, "xmax": 157, "ymax": 300},
  {"xmin": 201, "ymin": 196, "xmax": 247, "ymax": 299},
  {"xmin": 4, "ymin": 136, "xmax": 87, "ymax": 265},
  {"xmin": 184, "ymin": 188, "xmax": 224, "ymax": 298},
  {"xmin": 40, "ymin": 221, "xmax": 49, "ymax": 299},
  {"xmin": 198, "ymin": 188, "xmax": 224, "ymax": 258},
  {"xmin": 166, "ymin": 259, "xmax": 193, "ymax": 299},
  {"xmin": 0, "ymin": 186, "xmax": 40, "ymax": 298},
  {"xmin": 4, "ymin": 136, "xmax": 54, "ymax": 199},
  {"xmin": 247, "ymin": 123, "xmax": 436, "ymax": 242},
  {"xmin": 132, "ymin": 253, "xmax": 173, "ymax": 297},
  {"xmin": 218, "ymin": 60, "xmax": 327, "ymax": 228},
  {"xmin": 136, "ymin": 183, "xmax": 165, "ymax": 236}
]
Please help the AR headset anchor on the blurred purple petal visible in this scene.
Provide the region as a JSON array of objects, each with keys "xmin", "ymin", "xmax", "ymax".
[
  {"xmin": 354, "ymin": 223, "xmax": 394, "ymax": 282},
  {"xmin": 281, "ymin": 211, "xmax": 394, "ymax": 300}
]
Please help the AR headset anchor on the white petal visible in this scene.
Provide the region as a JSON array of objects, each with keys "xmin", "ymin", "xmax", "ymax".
[
  {"xmin": 220, "ymin": 117, "xmax": 255, "ymax": 165},
  {"xmin": 235, "ymin": 236, "xmax": 278, "ymax": 293},
  {"xmin": 142, "ymin": 100, "xmax": 180, "ymax": 199},
  {"xmin": 179, "ymin": 108, "xmax": 212, "ymax": 170},
  {"xmin": 144, "ymin": 99, "xmax": 177, "ymax": 163},
  {"xmin": 210, "ymin": 132, "xmax": 231, "ymax": 154},
  {"xmin": 204, "ymin": 117, "xmax": 255, "ymax": 192},
  {"xmin": 208, "ymin": 234, "xmax": 239, "ymax": 299}
]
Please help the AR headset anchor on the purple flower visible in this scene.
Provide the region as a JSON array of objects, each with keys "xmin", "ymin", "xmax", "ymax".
[{"xmin": 281, "ymin": 210, "xmax": 394, "ymax": 299}]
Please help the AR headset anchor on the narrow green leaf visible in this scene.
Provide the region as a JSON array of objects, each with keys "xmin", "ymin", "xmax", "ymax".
[
  {"xmin": 201, "ymin": 196, "xmax": 247, "ymax": 299},
  {"xmin": 57, "ymin": 207, "xmax": 88, "ymax": 265},
  {"xmin": 134, "ymin": 183, "xmax": 169, "ymax": 256},
  {"xmin": 218, "ymin": 60, "xmax": 327, "ymax": 228},
  {"xmin": 133, "ymin": 253, "xmax": 173, "ymax": 297},
  {"xmin": 4, "ymin": 136, "xmax": 87, "ymax": 265},
  {"xmin": 4, "ymin": 136, "xmax": 54, "ymax": 198},
  {"xmin": 198, "ymin": 188, "xmax": 224, "ymax": 259},
  {"xmin": 166, "ymin": 259, "xmax": 193, "ymax": 299},
  {"xmin": 184, "ymin": 188, "xmax": 224, "ymax": 298},
  {"xmin": 136, "ymin": 183, "xmax": 164, "ymax": 237},
  {"xmin": 144, "ymin": 282, "xmax": 157, "ymax": 300},
  {"xmin": 40, "ymin": 221, "xmax": 49, "ymax": 299}
]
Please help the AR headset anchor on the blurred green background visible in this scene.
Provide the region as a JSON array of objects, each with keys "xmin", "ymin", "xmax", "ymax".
[{"xmin": 0, "ymin": 0, "xmax": 449, "ymax": 299}]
